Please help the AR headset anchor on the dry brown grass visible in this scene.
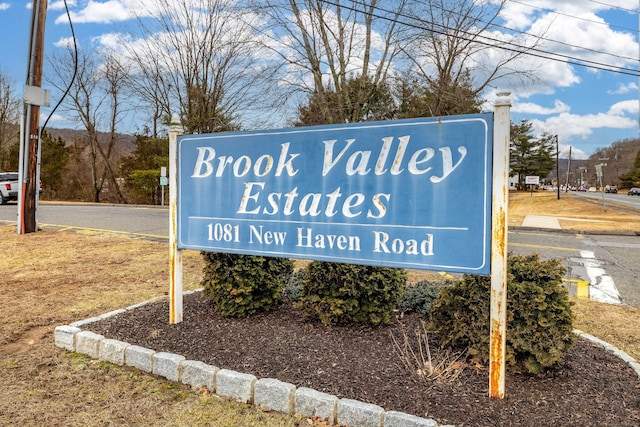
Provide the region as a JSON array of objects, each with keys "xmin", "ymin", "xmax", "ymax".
[
  {"xmin": 0, "ymin": 225, "xmax": 300, "ymax": 426},
  {"xmin": 572, "ymin": 299, "xmax": 640, "ymax": 361},
  {"xmin": 509, "ymin": 191, "xmax": 640, "ymax": 232},
  {"xmin": 0, "ymin": 192, "xmax": 639, "ymax": 424}
]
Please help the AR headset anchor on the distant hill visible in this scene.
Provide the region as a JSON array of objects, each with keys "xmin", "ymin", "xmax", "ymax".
[
  {"xmin": 548, "ymin": 138, "xmax": 639, "ymax": 188},
  {"xmin": 34, "ymin": 128, "xmax": 640, "ymax": 189},
  {"xmin": 45, "ymin": 128, "xmax": 137, "ymax": 155}
]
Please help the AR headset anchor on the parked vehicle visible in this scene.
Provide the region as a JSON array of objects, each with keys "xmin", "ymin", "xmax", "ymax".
[
  {"xmin": 587, "ymin": 187, "xmax": 597, "ymax": 192},
  {"xmin": 0, "ymin": 172, "xmax": 19, "ymax": 204},
  {"xmin": 605, "ymin": 185, "xmax": 618, "ymax": 193},
  {"xmin": 629, "ymin": 187, "xmax": 640, "ymax": 196},
  {"xmin": 0, "ymin": 172, "xmax": 42, "ymax": 204}
]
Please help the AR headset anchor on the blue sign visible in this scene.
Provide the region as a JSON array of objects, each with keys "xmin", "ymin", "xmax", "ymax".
[{"xmin": 177, "ymin": 114, "xmax": 493, "ymax": 274}]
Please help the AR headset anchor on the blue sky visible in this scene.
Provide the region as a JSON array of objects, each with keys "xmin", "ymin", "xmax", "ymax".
[{"xmin": 0, "ymin": 0, "xmax": 639, "ymax": 160}]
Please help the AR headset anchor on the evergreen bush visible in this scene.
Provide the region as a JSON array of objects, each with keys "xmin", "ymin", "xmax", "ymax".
[
  {"xmin": 200, "ymin": 252, "xmax": 293, "ymax": 317},
  {"xmin": 398, "ymin": 280, "xmax": 446, "ymax": 319},
  {"xmin": 299, "ymin": 261, "xmax": 406, "ymax": 326},
  {"xmin": 430, "ymin": 253, "xmax": 576, "ymax": 373},
  {"xmin": 281, "ymin": 269, "xmax": 306, "ymax": 302}
]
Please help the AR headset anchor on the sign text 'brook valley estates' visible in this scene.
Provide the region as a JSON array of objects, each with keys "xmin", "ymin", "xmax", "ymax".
[{"xmin": 177, "ymin": 115, "xmax": 493, "ymax": 274}]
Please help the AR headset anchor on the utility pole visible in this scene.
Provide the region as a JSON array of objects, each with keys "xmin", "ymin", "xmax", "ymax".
[
  {"xmin": 579, "ymin": 166, "xmax": 586, "ymax": 189},
  {"xmin": 19, "ymin": 0, "xmax": 48, "ymax": 234},
  {"xmin": 565, "ymin": 147, "xmax": 571, "ymax": 192},
  {"xmin": 555, "ymin": 135, "xmax": 560, "ymax": 200}
]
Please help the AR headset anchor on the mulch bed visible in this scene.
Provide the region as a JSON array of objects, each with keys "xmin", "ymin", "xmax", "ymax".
[{"xmin": 88, "ymin": 292, "xmax": 640, "ymax": 426}]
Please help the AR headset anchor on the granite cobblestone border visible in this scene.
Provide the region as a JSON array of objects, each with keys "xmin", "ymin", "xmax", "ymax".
[{"xmin": 54, "ymin": 291, "xmax": 640, "ymax": 427}]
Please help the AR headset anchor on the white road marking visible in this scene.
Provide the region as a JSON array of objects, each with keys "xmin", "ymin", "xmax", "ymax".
[{"xmin": 580, "ymin": 250, "xmax": 622, "ymax": 305}]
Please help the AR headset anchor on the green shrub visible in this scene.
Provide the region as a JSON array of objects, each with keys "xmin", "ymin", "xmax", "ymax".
[
  {"xmin": 398, "ymin": 280, "xmax": 446, "ymax": 318},
  {"xmin": 281, "ymin": 269, "xmax": 306, "ymax": 302},
  {"xmin": 299, "ymin": 261, "xmax": 406, "ymax": 326},
  {"xmin": 200, "ymin": 252, "xmax": 293, "ymax": 317},
  {"xmin": 430, "ymin": 253, "xmax": 576, "ymax": 373}
]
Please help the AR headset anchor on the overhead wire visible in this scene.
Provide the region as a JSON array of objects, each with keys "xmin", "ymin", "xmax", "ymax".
[
  {"xmin": 508, "ymin": 0, "xmax": 639, "ymax": 34},
  {"xmin": 586, "ymin": 0, "xmax": 639, "ymax": 14},
  {"xmin": 41, "ymin": 0, "xmax": 77, "ymax": 135},
  {"xmin": 466, "ymin": 0, "xmax": 640, "ymax": 64},
  {"xmin": 319, "ymin": 0, "xmax": 640, "ymax": 77},
  {"xmin": 382, "ymin": 0, "xmax": 640, "ymax": 68}
]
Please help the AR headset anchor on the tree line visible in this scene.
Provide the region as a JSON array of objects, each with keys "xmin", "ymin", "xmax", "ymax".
[{"xmin": 1, "ymin": 0, "xmax": 632, "ymax": 202}]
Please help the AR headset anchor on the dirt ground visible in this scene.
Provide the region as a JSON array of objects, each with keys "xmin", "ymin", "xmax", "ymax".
[
  {"xmin": 0, "ymin": 191, "xmax": 639, "ymax": 426},
  {"xmin": 0, "ymin": 226, "xmax": 301, "ymax": 426}
]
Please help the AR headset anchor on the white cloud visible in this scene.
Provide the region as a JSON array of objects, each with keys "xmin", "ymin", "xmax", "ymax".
[
  {"xmin": 512, "ymin": 99, "xmax": 570, "ymax": 115},
  {"xmin": 40, "ymin": 111, "xmax": 67, "ymax": 124},
  {"xmin": 499, "ymin": 0, "xmax": 634, "ymax": 29},
  {"xmin": 53, "ymin": 36, "xmax": 79, "ymax": 49},
  {"xmin": 560, "ymin": 144, "xmax": 588, "ymax": 160},
  {"xmin": 38, "ymin": 0, "xmax": 640, "ymax": 147},
  {"xmin": 540, "ymin": 15, "xmax": 637, "ymax": 71},
  {"xmin": 608, "ymin": 99, "xmax": 639, "ymax": 116},
  {"xmin": 55, "ymin": 0, "xmax": 154, "ymax": 24},
  {"xmin": 608, "ymin": 82, "xmax": 638, "ymax": 95},
  {"xmin": 49, "ymin": 0, "xmax": 75, "ymax": 11},
  {"xmin": 529, "ymin": 110, "xmax": 637, "ymax": 143},
  {"xmin": 470, "ymin": 29, "xmax": 581, "ymax": 97},
  {"xmin": 92, "ymin": 32, "xmax": 126, "ymax": 51},
  {"xmin": 486, "ymin": 1, "xmax": 637, "ymax": 101},
  {"xmin": 0, "ymin": 3, "xmax": 10, "ymax": 11},
  {"xmin": 64, "ymin": 1, "xmax": 132, "ymax": 24}
]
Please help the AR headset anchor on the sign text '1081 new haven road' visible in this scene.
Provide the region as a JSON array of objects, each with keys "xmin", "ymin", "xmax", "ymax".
[{"xmin": 177, "ymin": 114, "xmax": 493, "ymax": 274}]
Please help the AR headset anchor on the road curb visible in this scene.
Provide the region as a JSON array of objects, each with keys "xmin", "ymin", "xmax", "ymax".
[
  {"xmin": 574, "ymin": 329, "xmax": 640, "ymax": 378},
  {"xmin": 54, "ymin": 291, "xmax": 640, "ymax": 427},
  {"xmin": 510, "ymin": 225, "xmax": 640, "ymax": 236},
  {"xmin": 54, "ymin": 289, "xmax": 441, "ymax": 427}
]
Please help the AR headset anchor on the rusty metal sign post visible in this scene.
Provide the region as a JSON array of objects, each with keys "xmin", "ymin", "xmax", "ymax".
[
  {"xmin": 490, "ymin": 92, "xmax": 511, "ymax": 398},
  {"xmin": 169, "ymin": 114, "xmax": 184, "ymax": 324}
]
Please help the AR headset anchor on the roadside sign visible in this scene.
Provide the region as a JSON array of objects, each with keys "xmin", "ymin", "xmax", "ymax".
[
  {"xmin": 595, "ymin": 164, "xmax": 603, "ymax": 178},
  {"xmin": 177, "ymin": 115, "xmax": 493, "ymax": 274},
  {"xmin": 170, "ymin": 100, "xmax": 512, "ymax": 400},
  {"xmin": 525, "ymin": 176, "xmax": 539, "ymax": 185}
]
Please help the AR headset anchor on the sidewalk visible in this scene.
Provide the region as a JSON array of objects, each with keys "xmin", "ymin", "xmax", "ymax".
[
  {"xmin": 520, "ymin": 215, "xmax": 618, "ymax": 232},
  {"xmin": 521, "ymin": 215, "xmax": 561, "ymax": 229}
]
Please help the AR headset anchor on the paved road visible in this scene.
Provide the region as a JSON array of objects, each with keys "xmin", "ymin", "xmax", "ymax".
[
  {"xmin": 571, "ymin": 190, "xmax": 640, "ymax": 211},
  {"xmin": 509, "ymin": 229, "xmax": 640, "ymax": 309},
  {"xmin": 2, "ymin": 201, "xmax": 639, "ymax": 308},
  {"xmin": 0, "ymin": 202, "xmax": 169, "ymax": 240}
]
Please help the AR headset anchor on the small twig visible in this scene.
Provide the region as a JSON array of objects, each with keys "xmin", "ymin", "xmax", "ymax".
[{"xmin": 391, "ymin": 320, "xmax": 467, "ymax": 382}]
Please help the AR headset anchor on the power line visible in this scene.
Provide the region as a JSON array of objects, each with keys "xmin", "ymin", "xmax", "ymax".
[
  {"xmin": 41, "ymin": 0, "xmax": 77, "ymax": 135},
  {"xmin": 508, "ymin": 0, "xmax": 639, "ymax": 34},
  {"xmin": 428, "ymin": 0, "xmax": 640, "ymax": 68},
  {"xmin": 319, "ymin": 0, "xmax": 640, "ymax": 77},
  {"xmin": 586, "ymin": 0, "xmax": 639, "ymax": 14}
]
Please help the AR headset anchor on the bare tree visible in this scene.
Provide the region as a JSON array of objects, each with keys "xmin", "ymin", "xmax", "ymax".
[
  {"xmin": 48, "ymin": 47, "xmax": 102, "ymax": 201},
  {"xmin": 252, "ymin": 0, "xmax": 412, "ymax": 124},
  {"xmin": 98, "ymin": 54, "xmax": 130, "ymax": 203},
  {"xmin": 47, "ymin": 47, "xmax": 128, "ymax": 202},
  {"xmin": 404, "ymin": 0, "xmax": 543, "ymax": 115},
  {"xmin": 121, "ymin": 0, "xmax": 276, "ymax": 133},
  {"xmin": 0, "ymin": 69, "xmax": 20, "ymax": 170},
  {"xmin": 123, "ymin": 51, "xmax": 170, "ymax": 138}
]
